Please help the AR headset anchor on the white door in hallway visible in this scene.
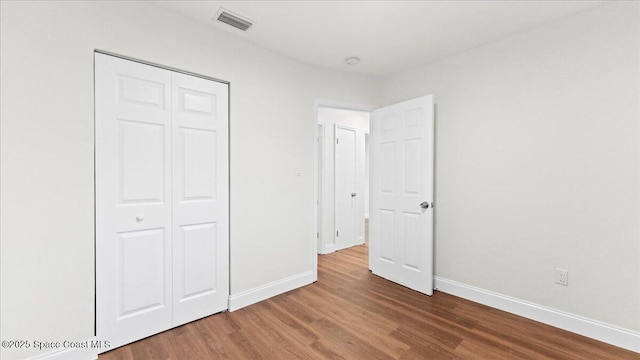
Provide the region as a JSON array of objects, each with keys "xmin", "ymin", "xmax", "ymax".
[
  {"xmin": 334, "ymin": 124, "xmax": 357, "ymax": 251},
  {"xmin": 370, "ymin": 95, "xmax": 434, "ymax": 295},
  {"xmin": 96, "ymin": 53, "xmax": 229, "ymax": 350}
]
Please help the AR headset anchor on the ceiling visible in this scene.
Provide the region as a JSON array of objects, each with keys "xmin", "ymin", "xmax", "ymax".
[{"xmin": 153, "ymin": 1, "xmax": 606, "ymax": 78}]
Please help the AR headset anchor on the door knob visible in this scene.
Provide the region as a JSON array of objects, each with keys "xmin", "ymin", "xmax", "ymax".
[
  {"xmin": 351, "ymin": 193, "xmax": 356, "ymax": 197},
  {"xmin": 136, "ymin": 213, "xmax": 145, "ymax": 222},
  {"xmin": 420, "ymin": 202, "xmax": 429, "ymax": 209}
]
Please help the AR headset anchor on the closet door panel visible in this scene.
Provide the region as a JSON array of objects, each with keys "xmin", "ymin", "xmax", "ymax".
[
  {"xmin": 171, "ymin": 72, "xmax": 229, "ymax": 326},
  {"xmin": 96, "ymin": 53, "xmax": 173, "ymax": 350},
  {"xmin": 97, "ymin": 53, "xmax": 230, "ymax": 349}
]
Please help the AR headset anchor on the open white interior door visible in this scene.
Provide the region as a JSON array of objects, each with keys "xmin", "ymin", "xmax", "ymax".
[{"xmin": 370, "ymin": 95, "xmax": 434, "ymax": 295}]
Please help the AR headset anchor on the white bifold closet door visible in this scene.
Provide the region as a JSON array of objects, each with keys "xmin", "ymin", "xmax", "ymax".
[{"xmin": 95, "ymin": 53, "xmax": 229, "ymax": 350}]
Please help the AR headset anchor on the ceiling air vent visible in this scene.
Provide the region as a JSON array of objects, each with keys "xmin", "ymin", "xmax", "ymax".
[{"xmin": 215, "ymin": 9, "xmax": 253, "ymax": 31}]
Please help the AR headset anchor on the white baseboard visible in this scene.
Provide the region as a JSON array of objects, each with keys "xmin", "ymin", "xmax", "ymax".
[
  {"xmin": 320, "ymin": 243, "xmax": 335, "ymax": 254},
  {"xmin": 228, "ymin": 271, "xmax": 314, "ymax": 311},
  {"xmin": 27, "ymin": 338, "xmax": 98, "ymax": 360},
  {"xmin": 434, "ymin": 276, "xmax": 640, "ymax": 354}
]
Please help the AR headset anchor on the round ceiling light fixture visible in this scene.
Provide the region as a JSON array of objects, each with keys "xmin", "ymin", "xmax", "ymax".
[{"xmin": 345, "ymin": 57, "xmax": 360, "ymax": 65}]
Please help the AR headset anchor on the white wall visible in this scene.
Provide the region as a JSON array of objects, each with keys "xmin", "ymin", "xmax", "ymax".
[
  {"xmin": 382, "ymin": 2, "xmax": 640, "ymax": 334},
  {"xmin": 0, "ymin": 2, "xmax": 380, "ymax": 359},
  {"xmin": 318, "ymin": 107, "xmax": 370, "ymax": 253}
]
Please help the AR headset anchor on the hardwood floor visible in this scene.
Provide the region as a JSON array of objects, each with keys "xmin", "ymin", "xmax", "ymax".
[{"xmin": 100, "ymin": 244, "xmax": 637, "ymax": 359}]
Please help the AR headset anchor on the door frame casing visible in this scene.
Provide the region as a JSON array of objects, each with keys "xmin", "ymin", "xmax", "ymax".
[
  {"xmin": 313, "ymin": 99, "xmax": 372, "ymax": 280},
  {"xmin": 316, "ymin": 123, "xmax": 324, "ymax": 254}
]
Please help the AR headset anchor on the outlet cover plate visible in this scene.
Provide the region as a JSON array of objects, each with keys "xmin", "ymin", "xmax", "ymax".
[{"xmin": 555, "ymin": 269, "xmax": 568, "ymax": 286}]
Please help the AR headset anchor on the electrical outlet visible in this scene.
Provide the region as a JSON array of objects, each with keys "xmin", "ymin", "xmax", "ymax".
[{"xmin": 555, "ymin": 269, "xmax": 568, "ymax": 286}]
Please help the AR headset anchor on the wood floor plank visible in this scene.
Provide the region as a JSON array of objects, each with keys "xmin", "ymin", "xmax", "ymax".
[
  {"xmin": 390, "ymin": 324, "xmax": 462, "ymax": 352},
  {"xmin": 99, "ymin": 243, "xmax": 638, "ymax": 359},
  {"xmin": 308, "ymin": 339, "xmax": 349, "ymax": 360},
  {"xmin": 192, "ymin": 319, "xmax": 241, "ymax": 359},
  {"xmin": 270, "ymin": 292, "xmax": 323, "ymax": 324},
  {"xmin": 287, "ymin": 280, "xmax": 410, "ymax": 357},
  {"xmin": 255, "ymin": 300, "xmax": 321, "ymax": 346},
  {"xmin": 308, "ymin": 318, "xmax": 396, "ymax": 360},
  {"xmin": 234, "ymin": 306, "xmax": 318, "ymax": 360}
]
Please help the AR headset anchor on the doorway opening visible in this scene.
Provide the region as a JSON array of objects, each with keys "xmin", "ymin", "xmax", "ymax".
[
  {"xmin": 313, "ymin": 96, "xmax": 435, "ymax": 296},
  {"xmin": 313, "ymin": 101, "xmax": 372, "ymax": 275}
]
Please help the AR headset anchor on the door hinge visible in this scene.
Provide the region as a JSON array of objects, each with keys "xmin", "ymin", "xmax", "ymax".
[
  {"xmin": 336, "ymin": 230, "xmax": 339, "ymax": 237},
  {"xmin": 336, "ymin": 138, "xmax": 339, "ymax": 144},
  {"xmin": 317, "ymin": 232, "xmax": 319, "ymax": 239}
]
